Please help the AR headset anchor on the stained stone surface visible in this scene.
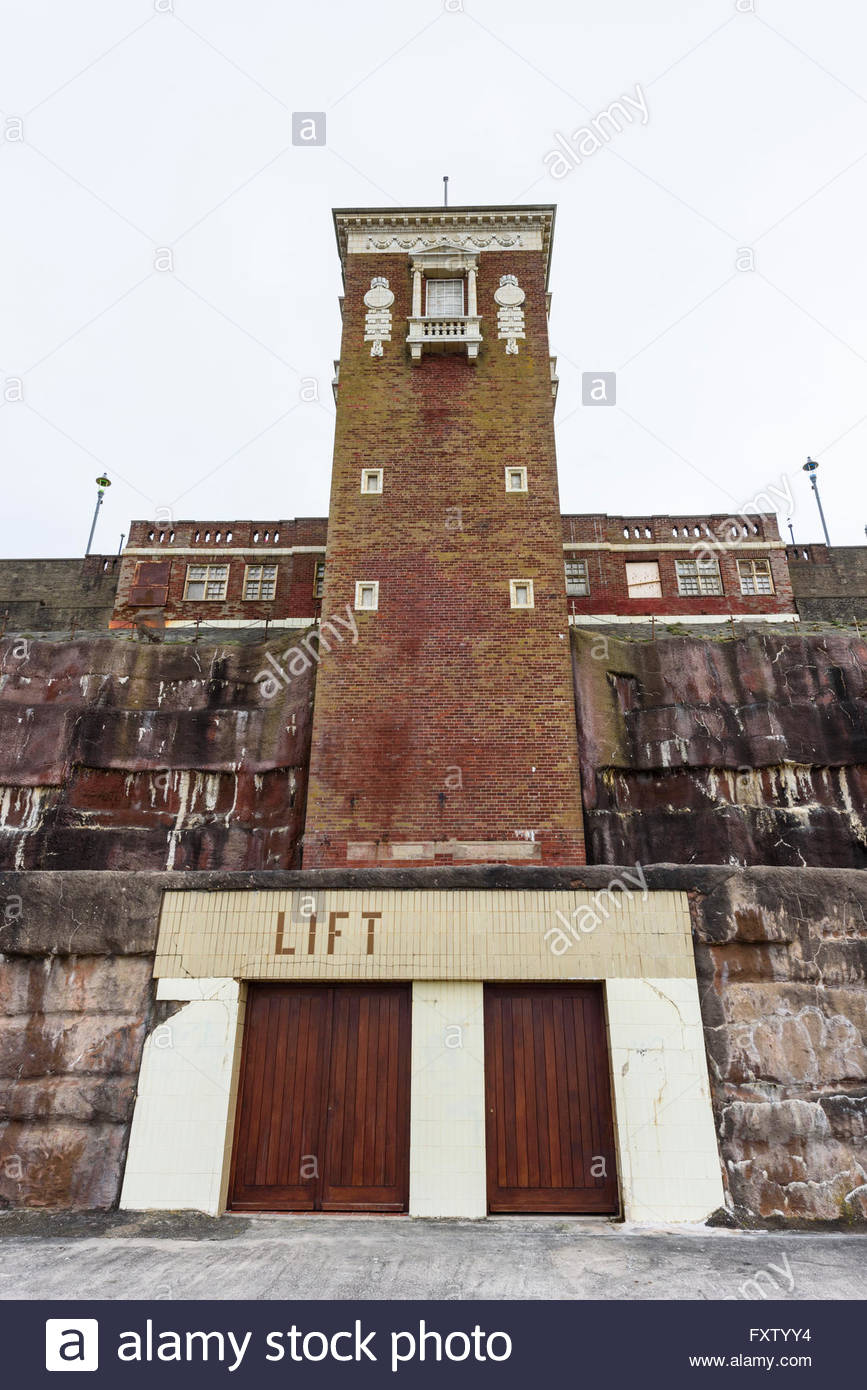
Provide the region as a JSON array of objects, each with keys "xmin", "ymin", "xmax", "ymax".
[
  {"xmin": 0, "ymin": 634, "xmax": 315, "ymax": 870},
  {"xmin": 572, "ymin": 628, "xmax": 867, "ymax": 867}
]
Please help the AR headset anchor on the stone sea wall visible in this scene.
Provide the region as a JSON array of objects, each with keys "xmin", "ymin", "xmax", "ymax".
[
  {"xmin": 0, "ymin": 634, "xmax": 315, "ymax": 870},
  {"xmin": 572, "ymin": 628, "xmax": 867, "ymax": 868}
]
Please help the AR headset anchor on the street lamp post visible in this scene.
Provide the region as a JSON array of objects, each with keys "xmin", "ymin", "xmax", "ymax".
[
  {"xmin": 85, "ymin": 475, "xmax": 112, "ymax": 556},
  {"xmin": 802, "ymin": 457, "xmax": 831, "ymax": 548}
]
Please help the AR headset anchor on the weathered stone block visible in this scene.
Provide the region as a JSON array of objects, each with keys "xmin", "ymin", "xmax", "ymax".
[
  {"xmin": 0, "ymin": 956, "xmax": 153, "ymax": 1016},
  {"xmin": 0, "ymin": 1015, "xmax": 147, "ymax": 1079},
  {"xmin": 0, "ymin": 1121, "xmax": 127, "ymax": 1209},
  {"xmin": 0, "ymin": 1076, "xmax": 136, "ymax": 1123}
]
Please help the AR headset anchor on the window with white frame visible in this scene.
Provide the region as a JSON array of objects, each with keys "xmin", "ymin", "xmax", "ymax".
[
  {"xmin": 737, "ymin": 558, "xmax": 774, "ymax": 594},
  {"xmin": 355, "ymin": 580, "xmax": 379, "ymax": 611},
  {"xmin": 565, "ymin": 557, "xmax": 590, "ymax": 596},
  {"xmin": 426, "ymin": 278, "xmax": 464, "ymax": 317},
  {"xmin": 361, "ymin": 469, "xmax": 383, "ymax": 494},
  {"xmin": 313, "ymin": 560, "xmax": 325, "ymax": 598},
  {"xmin": 184, "ymin": 564, "xmax": 228, "ymax": 601},
  {"xmin": 625, "ymin": 561, "xmax": 662, "ymax": 598},
  {"xmin": 505, "ymin": 467, "xmax": 527, "ymax": 493},
  {"xmin": 510, "ymin": 578, "xmax": 534, "ymax": 609},
  {"xmin": 675, "ymin": 557, "xmax": 723, "ymax": 596},
  {"xmin": 243, "ymin": 564, "xmax": 277, "ymax": 601}
]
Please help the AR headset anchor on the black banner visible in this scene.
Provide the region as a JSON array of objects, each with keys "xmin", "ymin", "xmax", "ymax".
[{"xmin": 4, "ymin": 1299, "xmax": 856, "ymax": 1386}]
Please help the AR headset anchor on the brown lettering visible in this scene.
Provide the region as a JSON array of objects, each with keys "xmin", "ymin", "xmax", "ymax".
[
  {"xmin": 363, "ymin": 911, "xmax": 382, "ymax": 955},
  {"xmin": 327, "ymin": 910, "xmax": 349, "ymax": 954},
  {"xmin": 274, "ymin": 910, "xmax": 295, "ymax": 956}
]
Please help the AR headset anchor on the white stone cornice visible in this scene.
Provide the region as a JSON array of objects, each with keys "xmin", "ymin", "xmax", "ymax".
[
  {"xmin": 333, "ymin": 206, "xmax": 556, "ymax": 282},
  {"xmin": 563, "ymin": 540, "xmax": 786, "ymax": 552},
  {"xmin": 122, "ymin": 546, "xmax": 326, "ymax": 558}
]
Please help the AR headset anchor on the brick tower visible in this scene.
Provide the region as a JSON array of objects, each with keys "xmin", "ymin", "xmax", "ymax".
[{"xmin": 303, "ymin": 204, "xmax": 585, "ymax": 867}]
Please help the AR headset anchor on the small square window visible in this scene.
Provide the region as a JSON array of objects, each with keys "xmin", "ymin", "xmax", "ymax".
[
  {"xmin": 510, "ymin": 578, "xmax": 534, "ymax": 609},
  {"xmin": 565, "ymin": 558, "xmax": 589, "ymax": 596},
  {"xmin": 355, "ymin": 580, "xmax": 379, "ymax": 611},
  {"xmin": 184, "ymin": 563, "xmax": 228, "ymax": 601},
  {"xmin": 505, "ymin": 467, "xmax": 528, "ymax": 493},
  {"xmin": 313, "ymin": 560, "xmax": 325, "ymax": 599},
  {"xmin": 361, "ymin": 469, "xmax": 383, "ymax": 494},
  {"xmin": 244, "ymin": 564, "xmax": 278, "ymax": 601}
]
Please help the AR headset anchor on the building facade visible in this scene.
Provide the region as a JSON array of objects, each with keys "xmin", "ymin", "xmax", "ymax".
[
  {"xmin": 115, "ymin": 206, "xmax": 724, "ymax": 1223},
  {"xmin": 105, "ymin": 508, "xmax": 798, "ymax": 633},
  {"xmin": 562, "ymin": 512, "xmax": 795, "ymax": 624},
  {"xmin": 3, "ymin": 204, "xmax": 864, "ymax": 1228},
  {"xmin": 111, "ymin": 517, "xmax": 327, "ymax": 630}
]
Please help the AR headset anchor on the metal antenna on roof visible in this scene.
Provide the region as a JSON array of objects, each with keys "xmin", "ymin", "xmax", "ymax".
[{"xmin": 443, "ymin": 175, "xmax": 449, "ymax": 208}]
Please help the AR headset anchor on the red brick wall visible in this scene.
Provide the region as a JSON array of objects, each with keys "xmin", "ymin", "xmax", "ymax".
[
  {"xmin": 561, "ymin": 513, "xmax": 795, "ymax": 618},
  {"xmin": 303, "ymin": 240, "xmax": 586, "ymax": 866},
  {"xmin": 111, "ymin": 518, "xmax": 327, "ymax": 627}
]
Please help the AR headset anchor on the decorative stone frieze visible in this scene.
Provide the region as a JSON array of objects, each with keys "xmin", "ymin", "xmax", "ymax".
[
  {"xmin": 495, "ymin": 274, "xmax": 526, "ymax": 355},
  {"xmin": 363, "ymin": 275, "xmax": 393, "ymax": 357}
]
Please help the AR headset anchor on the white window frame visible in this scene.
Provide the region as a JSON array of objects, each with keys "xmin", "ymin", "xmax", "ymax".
[
  {"xmin": 565, "ymin": 557, "xmax": 590, "ymax": 596},
  {"xmin": 510, "ymin": 578, "xmax": 535, "ymax": 609},
  {"xmin": 243, "ymin": 563, "xmax": 278, "ymax": 601},
  {"xmin": 183, "ymin": 563, "xmax": 229, "ymax": 601},
  {"xmin": 354, "ymin": 580, "xmax": 379, "ymax": 611},
  {"xmin": 737, "ymin": 558, "xmax": 774, "ymax": 595},
  {"xmin": 313, "ymin": 560, "xmax": 325, "ymax": 598},
  {"xmin": 361, "ymin": 468, "xmax": 383, "ymax": 495},
  {"xmin": 426, "ymin": 277, "xmax": 464, "ymax": 317},
  {"xmin": 505, "ymin": 466, "xmax": 528, "ymax": 493},
  {"xmin": 675, "ymin": 557, "xmax": 723, "ymax": 597}
]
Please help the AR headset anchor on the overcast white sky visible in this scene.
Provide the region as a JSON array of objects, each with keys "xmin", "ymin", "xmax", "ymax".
[{"xmin": 2, "ymin": 0, "xmax": 866, "ymax": 556}]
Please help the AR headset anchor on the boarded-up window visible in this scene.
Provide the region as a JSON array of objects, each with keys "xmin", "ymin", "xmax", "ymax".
[
  {"xmin": 129, "ymin": 561, "xmax": 170, "ymax": 607},
  {"xmin": 625, "ymin": 560, "xmax": 662, "ymax": 598}
]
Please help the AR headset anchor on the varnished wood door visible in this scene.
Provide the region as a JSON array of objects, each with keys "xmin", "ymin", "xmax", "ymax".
[
  {"xmin": 484, "ymin": 985, "xmax": 619, "ymax": 1214},
  {"xmin": 229, "ymin": 985, "xmax": 410, "ymax": 1212}
]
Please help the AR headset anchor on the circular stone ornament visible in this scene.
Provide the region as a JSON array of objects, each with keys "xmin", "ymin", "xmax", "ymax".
[
  {"xmin": 364, "ymin": 279, "xmax": 394, "ymax": 308},
  {"xmin": 494, "ymin": 276, "xmax": 525, "ymax": 307}
]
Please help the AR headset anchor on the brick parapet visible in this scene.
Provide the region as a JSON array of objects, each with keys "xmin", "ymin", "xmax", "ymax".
[{"xmin": 112, "ymin": 518, "xmax": 328, "ymax": 627}]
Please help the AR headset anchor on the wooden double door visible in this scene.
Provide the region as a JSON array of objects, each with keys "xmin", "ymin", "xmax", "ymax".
[
  {"xmin": 484, "ymin": 985, "xmax": 619, "ymax": 1213},
  {"xmin": 229, "ymin": 984, "xmax": 411, "ymax": 1212}
]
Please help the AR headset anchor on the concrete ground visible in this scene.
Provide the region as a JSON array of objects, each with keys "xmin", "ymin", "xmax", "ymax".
[{"xmin": 2, "ymin": 1212, "xmax": 865, "ymax": 1300}]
